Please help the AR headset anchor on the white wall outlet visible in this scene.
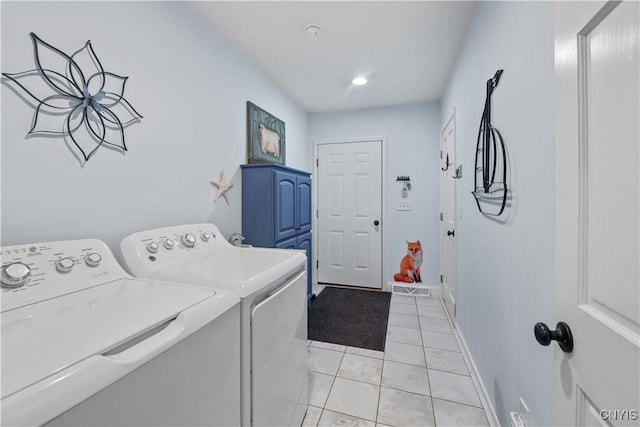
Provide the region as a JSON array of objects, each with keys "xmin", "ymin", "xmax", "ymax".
[
  {"xmin": 510, "ymin": 412, "xmax": 525, "ymax": 427},
  {"xmin": 518, "ymin": 397, "xmax": 530, "ymax": 427},
  {"xmin": 397, "ymin": 200, "xmax": 411, "ymax": 211}
]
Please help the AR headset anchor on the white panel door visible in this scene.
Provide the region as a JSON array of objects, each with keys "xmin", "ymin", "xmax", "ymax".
[
  {"xmin": 554, "ymin": 1, "xmax": 639, "ymax": 425},
  {"xmin": 317, "ymin": 140, "xmax": 382, "ymax": 289},
  {"xmin": 440, "ymin": 114, "xmax": 457, "ymax": 321}
]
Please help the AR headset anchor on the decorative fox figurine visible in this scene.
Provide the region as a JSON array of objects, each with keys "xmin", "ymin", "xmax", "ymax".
[{"xmin": 394, "ymin": 240, "xmax": 423, "ymax": 283}]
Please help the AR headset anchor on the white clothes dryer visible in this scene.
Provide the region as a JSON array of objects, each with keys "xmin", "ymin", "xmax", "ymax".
[
  {"xmin": 120, "ymin": 223, "xmax": 308, "ymax": 427},
  {"xmin": 1, "ymin": 239, "xmax": 241, "ymax": 426}
]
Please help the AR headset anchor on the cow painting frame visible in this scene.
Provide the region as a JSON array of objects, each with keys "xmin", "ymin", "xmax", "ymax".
[{"xmin": 247, "ymin": 101, "xmax": 286, "ymax": 165}]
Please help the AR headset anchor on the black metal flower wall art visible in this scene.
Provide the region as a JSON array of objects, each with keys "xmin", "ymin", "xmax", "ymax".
[{"xmin": 1, "ymin": 33, "xmax": 142, "ymax": 162}]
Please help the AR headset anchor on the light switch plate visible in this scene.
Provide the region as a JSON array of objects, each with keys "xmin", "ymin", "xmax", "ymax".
[{"xmin": 397, "ymin": 200, "xmax": 411, "ymax": 211}]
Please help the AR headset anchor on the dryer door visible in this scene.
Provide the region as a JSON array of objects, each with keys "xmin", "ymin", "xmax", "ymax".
[{"xmin": 251, "ymin": 270, "xmax": 308, "ymax": 427}]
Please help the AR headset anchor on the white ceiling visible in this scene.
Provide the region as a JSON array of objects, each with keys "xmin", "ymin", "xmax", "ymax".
[{"xmin": 188, "ymin": 1, "xmax": 476, "ymax": 113}]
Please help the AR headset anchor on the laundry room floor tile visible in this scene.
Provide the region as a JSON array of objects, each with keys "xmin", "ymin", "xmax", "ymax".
[
  {"xmin": 387, "ymin": 312, "xmax": 420, "ymax": 329},
  {"xmin": 306, "ymin": 292, "xmax": 491, "ymax": 427},
  {"xmin": 428, "ymin": 369, "xmax": 482, "ymax": 407},
  {"xmin": 417, "ymin": 304, "xmax": 448, "ymax": 319},
  {"xmin": 419, "ymin": 316, "xmax": 454, "ymax": 334},
  {"xmin": 421, "ymin": 330, "xmax": 460, "ymax": 352},
  {"xmin": 432, "ymin": 398, "xmax": 490, "ymax": 426},
  {"xmin": 425, "ymin": 347, "xmax": 469, "ymax": 375},
  {"xmin": 337, "ymin": 353, "xmax": 383, "ymax": 385},
  {"xmin": 302, "ymin": 405, "xmax": 323, "ymax": 426},
  {"xmin": 346, "ymin": 346, "xmax": 384, "ymax": 360},
  {"xmin": 416, "ymin": 297, "xmax": 445, "ymax": 307},
  {"xmin": 381, "ymin": 360, "xmax": 430, "ymax": 396},
  {"xmin": 308, "ymin": 347, "xmax": 345, "ymax": 376},
  {"xmin": 384, "ymin": 341, "xmax": 426, "ymax": 367},
  {"xmin": 308, "ymin": 371, "xmax": 335, "ymax": 407},
  {"xmin": 391, "ymin": 294, "xmax": 417, "ymax": 305},
  {"xmin": 377, "ymin": 387, "xmax": 435, "ymax": 427},
  {"xmin": 311, "ymin": 341, "xmax": 347, "ymax": 352},
  {"xmin": 324, "ymin": 377, "xmax": 380, "ymax": 421},
  {"xmin": 318, "ymin": 409, "xmax": 376, "ymax": 427},
  {"xmin": 386, "ymin": 324, "xmax": 423, "ymax": 346},
  {"xmin": 389, "ymin": 301, "xmax": 418, "ymax": 315}
]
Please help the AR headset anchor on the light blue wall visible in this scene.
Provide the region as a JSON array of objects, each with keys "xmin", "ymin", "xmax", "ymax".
[
  {"xmin": 1, "ymin": 1, "xmax": 310, "ymax": 257},
  {"xmin": 309, "ymin": 102, "xmax": 441, "ymax": 286},
  {"xmin": 440, "ymin": 2, "xmax": 556, "ymax": 425}
]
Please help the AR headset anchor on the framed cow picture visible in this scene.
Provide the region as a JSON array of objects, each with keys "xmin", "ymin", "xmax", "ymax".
[{"xmin": 247, "ymin": 101, "xmax": 285, "ymax": 165}]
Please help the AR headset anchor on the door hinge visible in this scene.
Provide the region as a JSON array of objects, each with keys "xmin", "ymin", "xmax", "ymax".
[
  {"xmin": 316, "ymin": 209, "xmax": 318, "ymax": 218},
  {"xmin": 440, "ymin": 274, "xmax": 443, "ymax": 283},
  {"xmin": 316, "ymin": 260, "xmax": 318, "ymax": 269},
  {"xmin": 440, "ymin": 150, "xmax": 443, "ymax": 159},
  {"xmin": 440, "ymin": 212, "xmax": 443, "ymax": 221},
  {"xmin": 316, "ymin": 158, "xmax": 319, "ymax": 167}
]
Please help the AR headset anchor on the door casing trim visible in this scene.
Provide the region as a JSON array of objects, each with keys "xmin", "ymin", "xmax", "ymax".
[
  {"xmin": 440, "ymin": 109, "xmax": 458, "ymax": 319},
  {"xmin": 313, "ymin": 136, "xmax": 388, "ymax": 290}
]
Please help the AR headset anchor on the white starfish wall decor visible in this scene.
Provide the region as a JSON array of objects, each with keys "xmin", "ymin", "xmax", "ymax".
[{"xmin": 210, "ymin": 170, "xmax": 233, "ymax": 204}]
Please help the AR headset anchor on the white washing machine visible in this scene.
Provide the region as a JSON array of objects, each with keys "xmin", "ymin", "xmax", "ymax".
[
  {"xmin": 120, "ymin": 223, "xmax": 308, "ymax": 427},
  {"xmin": 1, "ymin": 239, "xmax": 241, "ymax": 426}
]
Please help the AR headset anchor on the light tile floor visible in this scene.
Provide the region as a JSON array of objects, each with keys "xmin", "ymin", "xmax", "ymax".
[{"xmin": 303, "ymin": 293, "xmax": 490, "ymax": 427}]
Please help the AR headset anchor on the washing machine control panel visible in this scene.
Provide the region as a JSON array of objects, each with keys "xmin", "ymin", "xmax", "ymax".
[
  {"xmin": 120, "ymin": 223, "xmax": 233, "ymax": 277},
  {"xmin": 1, "ymin": 239, "xmax": 128, "ymax": 312}
]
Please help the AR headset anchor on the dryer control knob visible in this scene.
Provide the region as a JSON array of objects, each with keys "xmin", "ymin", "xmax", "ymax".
[
  {"xmin": 201, "ymin": 233, "xmax": 211, "ymax": 242},
  {"xmin": 163, "ymin": 239, "xmax": 175, "ymax": 250},
  {"xmin": 146, "ymin": 242, "xmax": 159, "ymax": 253},
  {"xmin": 55, "ymin": 257, "xmax": 75, "ymax": 274},
  {"xmin": 85, "ymin": 253, "xmax": 102, "ymax": 267},
  {"xmin": 1, "ymin": 262, "xmax": 32, "ymax": 288},
  {"xmin": 182, "ymin": 234, "xmax": 196, "ymax": 248}
]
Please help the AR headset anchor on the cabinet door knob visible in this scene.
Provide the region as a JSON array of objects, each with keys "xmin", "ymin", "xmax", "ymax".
[{"xmin": 373, "ymin": 220, "xmax": 380, "ymax": 226}]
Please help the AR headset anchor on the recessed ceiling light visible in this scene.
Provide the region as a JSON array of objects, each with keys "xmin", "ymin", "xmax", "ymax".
[
  {"xmin": 304, "ymin": 24, "xmax": 322, "ymax": 38},
  {"xmin": 352, "ymin": 77, "xmax": 368, "ymax": 86}
]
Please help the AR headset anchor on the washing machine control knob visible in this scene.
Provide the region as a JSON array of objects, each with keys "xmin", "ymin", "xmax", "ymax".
[
  {"xmin": 1, "ymin": 262, "xmax": 32, "ymax": 288},
  {"xmin": 146, "ymin": 242, "xmax": 159, "ymax": 253},
  {"xmin": 182, "ymin": 234, "xmax": 196, "ymax": 248},
  {"xmin": 163, "ymin": 239, "xmax": 175, "ymax": 250},
  {"xmin": 55, "ymin": 257, "xmax": 75, "ymax": 274},
  {"xmin": 201, "ymin": 233, "xmax": 210, "ymax": 242},
  {"xmin": 85, "ymin": 252, "xmax": 102, "ymax": 267}
]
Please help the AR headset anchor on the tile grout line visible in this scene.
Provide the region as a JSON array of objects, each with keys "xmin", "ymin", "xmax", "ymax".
[
  {"xmin": 307, "ymin": 295, "xmax": 470, "ymax": 426},
  {"xmin": 417, "ymin": 297, "xmax": 437, "ymax": 426},
  {"xmin": 431, "ymin": 395, "xmax": 485, "ymax": 410},
  {"xmin": 376, "ymin": 354, "xmax": 384, "ymax": 425},
  {"xmin": 321, "ymin": 346, "xmax": 346, "ymax": 411}
]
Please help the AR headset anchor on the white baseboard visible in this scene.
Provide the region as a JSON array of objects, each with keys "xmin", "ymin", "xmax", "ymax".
[
  {"xmin": 437, "ymin": 298, "xmax": 500, "ymax": 426},
  {"xmin": 453, "ymin": 321, "xmax": 501, "ymax": 427}
]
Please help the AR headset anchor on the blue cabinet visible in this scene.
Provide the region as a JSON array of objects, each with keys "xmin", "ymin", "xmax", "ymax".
[{"xmin": 242, "ymin": 164, "xmax": 313, "ymax": 300}]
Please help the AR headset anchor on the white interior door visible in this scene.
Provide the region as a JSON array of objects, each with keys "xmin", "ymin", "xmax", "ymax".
[
  {"xmin": 317, "ymin": 140, "xmax": 383, "ymax": 289},
  {"xmin": 440, "ymin": 114, "xmax": 457, "ymax": 321},
  {"xmin": 554, "ymin": 1, "xmax": 639, "ymax": 425}
]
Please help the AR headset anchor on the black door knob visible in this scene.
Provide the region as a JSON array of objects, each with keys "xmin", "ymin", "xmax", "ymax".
[
  {"xmin": 447, "ymin": 230, "xmax": 455, "ymax": 237},
  {"xmin": 534, "ymin": 321, "xmax": 573, "ymax": 353},
  {"xmin": 373, "ymin": 220, "xmax": 380, "ymax": 226}
]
